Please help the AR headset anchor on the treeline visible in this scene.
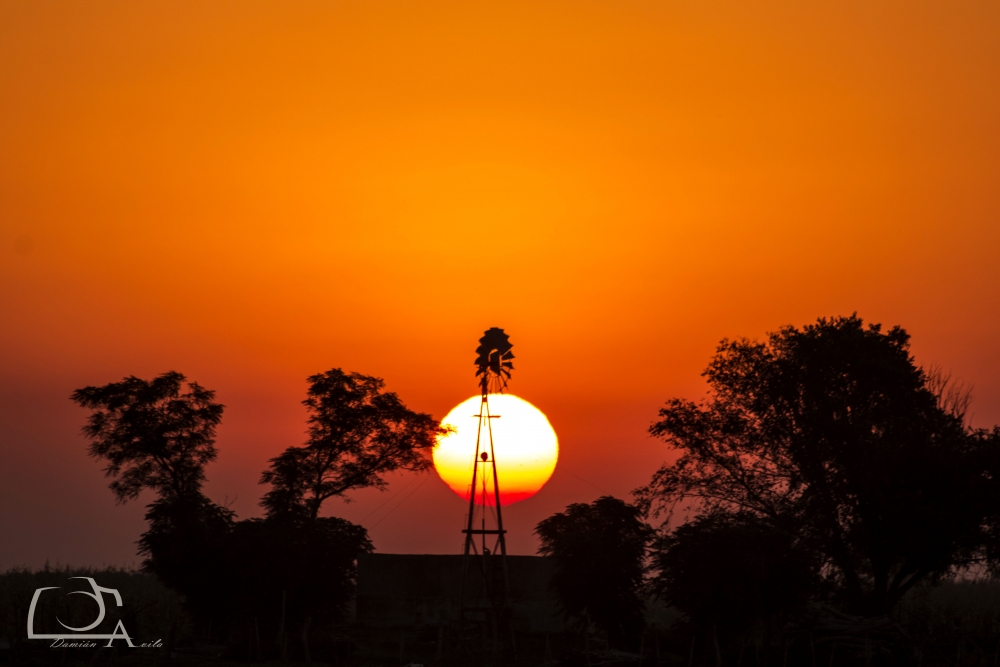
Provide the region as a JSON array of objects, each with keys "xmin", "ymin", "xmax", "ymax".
[
  {"xmin": 534, "ymin": 316, "xmax": 1000, "ymax": 666},
  {"xmin": 27, "ymin": 314, "xmax": 1000, "ymax": 665},
  {"xmin": 66, "ymin": 368, "xmax": 443, "ymax": 661}
]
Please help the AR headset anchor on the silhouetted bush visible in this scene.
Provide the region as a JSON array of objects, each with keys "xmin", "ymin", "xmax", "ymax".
[
  {"xmin": 650, "ymin": 511, "xmax": 815, "ymax": 653},
  {"xmin": 898, "ymin": 577, "xmax": 1000, "ymax": 666},
  {"xmin": 536, "ymin": 496, "xmax": 653, "ymax": 651},
  {"xmin": 217, "ymin": 515, "xmax": 373, "ymax": 658}
]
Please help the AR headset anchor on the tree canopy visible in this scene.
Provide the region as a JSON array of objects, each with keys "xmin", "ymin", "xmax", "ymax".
[
  {"xmin": 260, "ymin": 368, "xmax": 445, "ymax": 521},
  {"xmin": 536, "ymin": 496, "xmax": 653, "ymax": 649},
  {"xmin": 71, "ymin": 371, "xmax": 223, "ymax": 502},
  {"xmin": 650, "ymin": 512, "xmax": 814, "ymax": 635},
  {"xmin": 636, "ymin": 315, "xmax": 1000, "ymax": 616}
]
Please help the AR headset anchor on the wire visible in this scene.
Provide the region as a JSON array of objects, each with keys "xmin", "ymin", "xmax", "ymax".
[
  {"xmin": 359, "ymin": 474, "xmax": 420, "ymax": 523},
  {"xmin": 369, "ymin": 476, "xmax": 429, "ymax": 529},
  {"xmin": 560, "ymin": 466, "xmax": 611, "ymax": 496}
]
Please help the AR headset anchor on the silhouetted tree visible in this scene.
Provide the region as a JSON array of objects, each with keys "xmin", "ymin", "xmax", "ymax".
[
  {"xmin": 536, "ymin": 496, "xmax": 653, "ymax": 650},
  {"xmin": 73, "ymin": 371, "xmax": 377, "ymax": 652},
  {"xmin": 635, "ymin": 315, "xmax": 1000, "ymax": 616},
  {"xmin": 72, "ymin": 372, "xmax": 233, "ymax": 623},
  {"xmin": 71, "ymin": 371, "xmax": 223, "ymax": 502},
  {"xmin": 261, "ymin": 369, "xmax": 445, "ymax": 520},
  {"xmin": 650, "ymin": 512, "xmax": 814, "ymax": 651}
]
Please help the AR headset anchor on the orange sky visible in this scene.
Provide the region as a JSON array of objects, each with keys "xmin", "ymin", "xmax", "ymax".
[{"xmin": 2, "ymin": 1, "xmax": 999, "ymax": 568}]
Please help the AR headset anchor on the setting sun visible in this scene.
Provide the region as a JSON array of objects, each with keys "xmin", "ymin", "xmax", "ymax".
[{"xmin": 433, "ymin": 394, "xmax": 558, "ymax": 506}]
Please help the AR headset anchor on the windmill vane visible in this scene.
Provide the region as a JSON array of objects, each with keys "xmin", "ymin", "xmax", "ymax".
[{"xmin": 474, "ymin": 327, "xmax": 515, "ymax": 395}]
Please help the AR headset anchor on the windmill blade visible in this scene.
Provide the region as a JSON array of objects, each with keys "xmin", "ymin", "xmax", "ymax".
[{"xmin": 474, "ymin": 327, "xmax": 515, "ymax": 394}]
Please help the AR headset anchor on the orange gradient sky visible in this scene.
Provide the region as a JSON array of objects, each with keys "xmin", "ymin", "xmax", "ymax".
[{"xmin": 1, "ymin": 1, "xmax": 999, "ymax": 568}]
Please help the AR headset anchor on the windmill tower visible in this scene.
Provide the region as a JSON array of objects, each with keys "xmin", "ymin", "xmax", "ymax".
[{"xmin": 458, "ymin": 327, "xmax": 516, "ymax": 664}]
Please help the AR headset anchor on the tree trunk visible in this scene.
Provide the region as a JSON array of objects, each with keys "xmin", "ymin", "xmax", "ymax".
[
  {"xmin": 301, "ymin": 617, "xmax": 312, "ymax": 663},
  {"xmin": 254, "ymin": 617, "xmax": 261, "ymax": 662},
  {"xmin": 279, "ymin": 589, "xmax": 287, "ymax": 662}
]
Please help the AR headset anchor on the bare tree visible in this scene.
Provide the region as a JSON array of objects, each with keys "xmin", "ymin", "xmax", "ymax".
[{"xmin": 924, "ymin": 364, "xmax": 974, "ymax": 426}]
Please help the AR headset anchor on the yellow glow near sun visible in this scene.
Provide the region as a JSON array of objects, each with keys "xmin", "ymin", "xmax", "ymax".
[{"xmin": 433, "ymin": 394, "xmax": 559, "ymax": 506}]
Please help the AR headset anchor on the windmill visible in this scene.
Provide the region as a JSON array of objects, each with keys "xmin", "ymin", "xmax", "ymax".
[{"xmin": 458, "ymin": 327, "xmax": 516, "ymax": 664}]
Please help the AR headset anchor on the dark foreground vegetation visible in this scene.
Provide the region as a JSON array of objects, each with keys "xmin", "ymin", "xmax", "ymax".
[
  {"xmin": 6, "ymin": 316, "xmax": 999, "ymax": 665},
  {"xmin": 1, "ymin": 566, "xmax": 999, "ymax": 666}
]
